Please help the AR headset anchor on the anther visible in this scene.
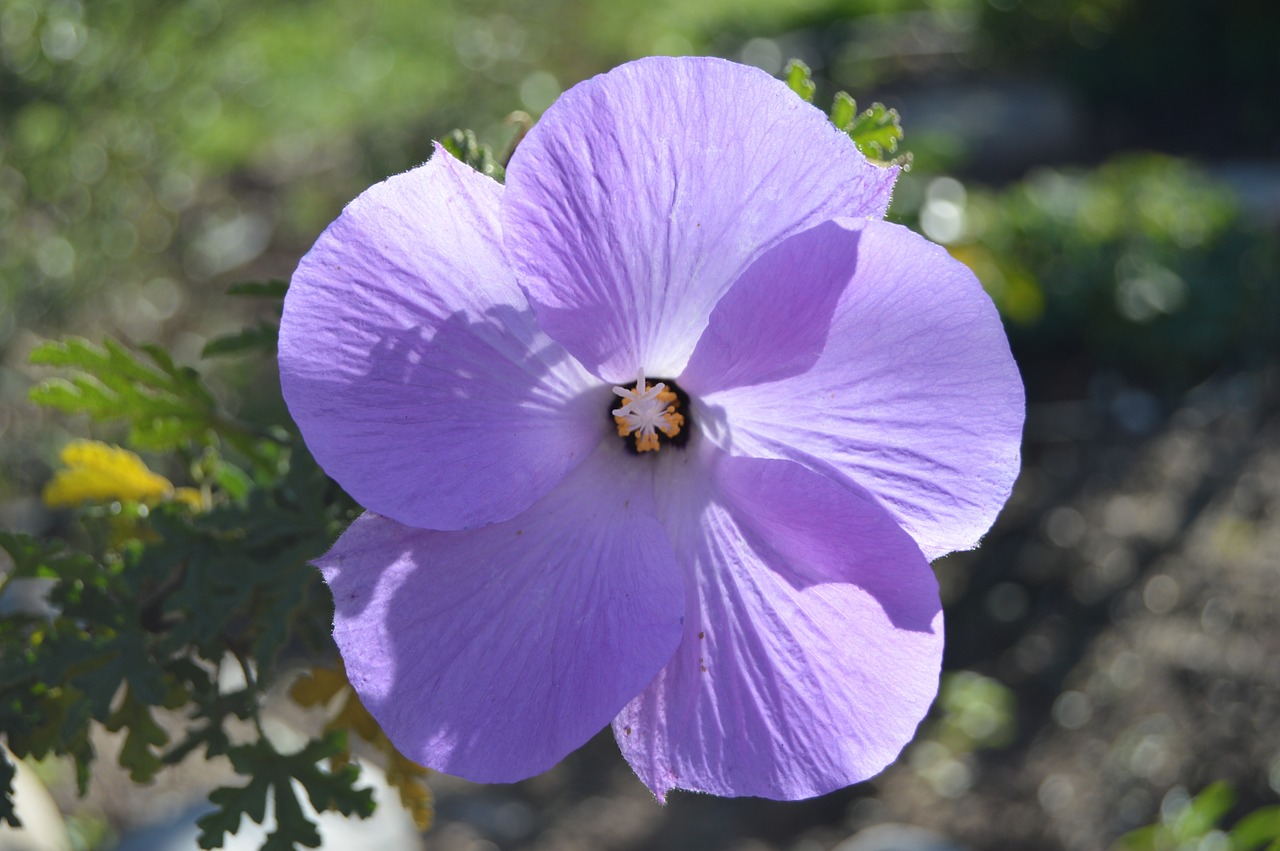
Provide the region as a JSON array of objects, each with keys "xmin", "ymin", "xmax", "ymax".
[{"xmin": 610, "ymin": 371, "xmax": 689, "ymax": 453}]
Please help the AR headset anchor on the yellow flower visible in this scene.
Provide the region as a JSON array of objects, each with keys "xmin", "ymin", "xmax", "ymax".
[{"xmin": 43, "ymin": 440, "xmax": 180, "ymax": 508}]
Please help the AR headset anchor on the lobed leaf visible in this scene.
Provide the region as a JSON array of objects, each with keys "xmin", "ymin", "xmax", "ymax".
[
  {"xmin": 199, "ymin": 774, "xmax": 272, "ymax": 849},
  {"xmin": 830, "ymin": 93, "xmax": 908, "ymax": 166},
  {"xmin": 783, "ymin": 58, "xmax": 816, "ymax": 103},
  {"xmin": 0, "ymin": 681, "xmax": 98, "ymax": 797},
  {"xmin": 0, "ymin": 752, "xmax": 17, "ymax": 828},
  {"xmin": 133, "ymin": 461, "xmax": 332, "ymax": 668},
  {"xmin": 105, "ymin": 685, "xmax": 170, "ymax": 783},
  {"xmin": 28, "ymin": 338, "xmax": 219, "ymax": 451},
  {"xmin": 290, "ymin": 666, "xmax": 433, "ymax": 831},
  {"xmin": 197, "ymin": 733, "xmax": 373, "ymax": 851},
  {"xmin": 441, "ymin": 129, "xmax": 505, "ymax": 181},
  {"xmin": 829, "ymin": 90, "xmax": 857, "ymax": 132}
]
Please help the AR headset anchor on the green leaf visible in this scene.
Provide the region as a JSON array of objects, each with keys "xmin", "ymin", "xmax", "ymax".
[
  {"xmin": 441, "ymin": 129, "xmax": 504, "ymax": 181},
  {"xmin": 211, "ymin": 458, "xmax": 254, "ymax": 501},
  {"xmin": 196, "ymin": 733, "xmax": 373, "ymax": 851},
  {"xmin": 1112, "ymin": 824, "xmax": 1160, "ymax": 851},
  {"xmin": 138, "ymin": 511, "xmax": 299, "ymax": 663},
  {"xmin": 1172, "ymin": 781, "xmax": 1235, "ymax": 841},
  {"xmin": 833, "ymin": 96, "xmax": 907, "ymax": 165},
  {"xmin": 226, "ymin": 280, "xmax": 289, "ymax": 299},
  {"xmin": 120, "ymin": 446, "xmax": 339, "ymax": 676},
  {"xmin": 0, "ymin": 751, "xmax": 18, "ymax": 828},
  {"xmin": 204, "ymin": 282, "xmax": 287, "ymax": 358},
  {"xmin": 288, "ymin": 734, "xmax": 375, "ymax": 820},
  {"xmin": 263, "ymin": 781, "xmax": 323, "ymax": 851},
  {"xmin": 0, "ymin": 684, "xmax": 97, "ymax": 796},
  {"xmin": 198, "ymin": 772, "xmax": 271, "ymax": 849},
  {"xmin": 28, "ymin": 338, "xmax": 219, "ymax": 451},
  {"xmin": 248, "ymin": 561, "xmax": 319, "ymax": 673},
  {"xmin": 105, "ymin": 685, "xmax": 169, "ymax": 783},
  {"xmin": 829, "ymin": 91, "xmax": 857, "ymax": 131},
  {"xmin": 291, "ymin": 668, "xmax": 434, "ymax": 832},
  {"xmin": 0, "ymin": 532, "xmax": 149, "ymax": 801},
  {"xmin": 202, "ymin": 321, "xmax": 279, "ymax": 358},
  {"xmin": 0, "ymin": 532, "xmax": 97, "ymax": 588},
  {"xmin": 1231, "ymin": 806, "xmax": 1280, "ymax": 851},
  {"xmin": 73, "ymin": 627, "xmax": 170, "ymax": 720},
  {"xmin": 783, "ymin": 58, "xmax": 816, "ymax": 103},
  {"xmin": 158, "ymin": 661, "xmax": 249, "ymax": 766}
]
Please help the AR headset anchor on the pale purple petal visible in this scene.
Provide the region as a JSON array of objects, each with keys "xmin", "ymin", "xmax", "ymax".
[
  {"xmin": 280, "ymin": 147, "xmax": 603, "ymax": 531},
  {"xmin": 614, "ymin": 452, "xmax": 942, "ymax": 801},
  {"xmin": 679, "ymin": 219, "xmax": 861, "ymax": 393},
  {"xmin": 503, "ymin": 56, "xmax": 897, "ymax": 382},
  {"xmin": 689, "ymin": 218, "xmax": 1024, "ymax": 560},
  {"xmin": 318, "ymin": 444, "xmax": 684, "ymax": 783}
]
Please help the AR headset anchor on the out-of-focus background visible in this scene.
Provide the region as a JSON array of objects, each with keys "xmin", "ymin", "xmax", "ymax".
[{"xmin": 2, "ymin": 0, "xmax": 1278, "ymax": 849}]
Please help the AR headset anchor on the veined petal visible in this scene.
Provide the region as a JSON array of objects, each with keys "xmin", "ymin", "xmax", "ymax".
[
  {"xmin": 279, "ymin": 147, "xmax": 603, "ymax": 532},
  {"xmin": 692, "ymin": 218, "xmax": 1025, "ymax": 560},
  {"xmin": 615, "ymin": 453, "xmax": 942, "ymax": 801},
  {"xmin": 679, "ymin": 219, "xmax": 862, "ymax": 393},
  {"xmin": 503, "ymin": 56, "xmax": 897, "ymax": 383},
  {"xmin": 318, "ymin": 444, "xmax": 685, "ymax": 784}
]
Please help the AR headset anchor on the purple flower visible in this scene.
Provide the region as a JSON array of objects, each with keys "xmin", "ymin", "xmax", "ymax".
[{"xmin": 278, "ymin": 56, "xmax": 1024, "ymax": 801}]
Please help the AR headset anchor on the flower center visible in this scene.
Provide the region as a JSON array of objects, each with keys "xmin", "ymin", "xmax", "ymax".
[{"xmin": 611, "ymin": 371, "xmax": 690, "ymax": 453}]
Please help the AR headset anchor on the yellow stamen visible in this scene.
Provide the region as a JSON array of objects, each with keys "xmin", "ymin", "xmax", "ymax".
[
  {"xmin": 661, "ymin": 410, "xmax": 685, "ymax": 438},
  {"xmin": 612, "ymin": 371, "xmax": 685, "ymax": 453}
]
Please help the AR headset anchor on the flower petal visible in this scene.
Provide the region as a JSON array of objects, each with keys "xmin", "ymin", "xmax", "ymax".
[
  {"xmin": 689, "ymin": 218, "xmax": 1024, "ymax": 559},
  {"xmin": 318, "ymin": 444, "xmax": 685, "ymax": 783},
  {"xmin": 615, "ymin": 452, "xmax": 942, "ymax": 801},
  {"xmin": 679, "ymin": 219, "xmax": 861, "ymax": 392},
  {"xmin": 503, "ymin": 56, "xmax": 897, "ymax": 382},
  {"xmin": 280, "ymin": 147, "xmax": 603, "ymax": 531}
]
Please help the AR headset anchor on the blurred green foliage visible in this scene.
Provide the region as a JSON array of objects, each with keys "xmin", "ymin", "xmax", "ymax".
[
  {"xmin": 933, "ymin": 671, "xmax": 1017, "ymax": 753},
  {"xmin": 908, "ymin": 671, "xmax": 1016, "ymax": 798},
  {"xmin": 1116, "ymin": 782, "xmax": 1280, "ymax": 851},
  {"xmin": 0, "ymin": 0, "xmax": 474, "ymax": 350},
  {"xmin": 892, "ymin": 156, "xmax": 1279, "ymax": 394},
  {"xmin": 0, "ymin": 283, "xmax": 383, "ymax": 849},
  {"xmin": 784, "ymin": 59, "xmax": 908, "ymax": 165}
]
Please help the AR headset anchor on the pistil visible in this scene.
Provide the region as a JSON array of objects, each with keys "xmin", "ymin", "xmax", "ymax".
[{"xmin": 612, "ymin": 371, "xmax": 687, "ymax": 453}]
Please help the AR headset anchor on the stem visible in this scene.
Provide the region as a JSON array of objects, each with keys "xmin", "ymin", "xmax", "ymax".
[
  {"xmin": 233, "ymin": 649, "xmax": 268, "ymax": 739},
  {"xmin": 211, "ymin": 415, "xmax": 292, "ymax": 447}
]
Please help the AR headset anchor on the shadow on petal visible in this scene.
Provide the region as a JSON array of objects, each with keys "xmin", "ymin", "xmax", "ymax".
[
  {"xmin": 318, "ymin": 443, "xmax": 686, "ymax": 784},
  {"xmin": 714, "ymin": 454, "xmax": 941, "ymax": 634},
  {"xmin": 285, "ymin": 301, "xmax": 607, "ymax": 532}
]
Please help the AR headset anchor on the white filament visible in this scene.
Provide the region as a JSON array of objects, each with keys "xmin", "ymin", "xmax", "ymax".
[{"xmin": 612, "ymin": 371, "xmax": 669, "ymax": 439}]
